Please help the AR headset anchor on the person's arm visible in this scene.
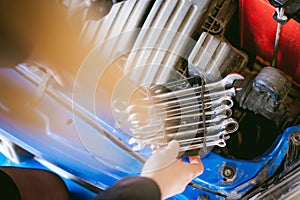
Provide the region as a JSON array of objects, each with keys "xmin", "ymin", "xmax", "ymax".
[
  {"xmin": 94, "ymin": 141, "xmax": 203, "ymax": 200},
  {"xmin": 94, "ymin": 176, "xmax": 161, "ymax": 200},
  {"xmin": 141, "ymin": 140, "xmax": 204, "ymax": 199}
]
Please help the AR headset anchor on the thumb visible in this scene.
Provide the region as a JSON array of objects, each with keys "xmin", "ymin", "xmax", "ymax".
[
  {"xmin": 162, "ymin": 140, "xmax": 180, "ymax": 159},
  {"xmin": 141, "ymin": 140, "xmax": 180, "ymax": 174},
  {"xmin": 187, "ymin": 156, "xmax": 204, "ymax": 177}
]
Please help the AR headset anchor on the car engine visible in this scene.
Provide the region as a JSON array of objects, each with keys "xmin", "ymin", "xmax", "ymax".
[{"xmin": 0, "ymin": 0, "xmax": 299, "ymax": 199}]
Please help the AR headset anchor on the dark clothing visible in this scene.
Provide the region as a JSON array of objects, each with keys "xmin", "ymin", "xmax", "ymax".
[
  {"xmin": 95, "ymin": 176, "xmax": 161, "ymax": 200},
  {"xmin": 0, "ymin": 167, "xmax": 69, "ymax": 200},
  {"xmin": 0, "ymin": 169, "xmax": 22, "ymax": 200},
  {"xmin": 0, "ymin": 167, "xmax": 161, "ymax": 200}
]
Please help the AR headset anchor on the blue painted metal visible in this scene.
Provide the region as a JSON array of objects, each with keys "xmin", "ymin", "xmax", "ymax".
[
  {"xmin": 0, "ymin": 67, "xmax": 143, "ymax": 189},
  {"xmin": 0, "ymin": 66, "xmax": 299, "ymax": 199},
  {"xmin": 179, "ymin": 125, "xmax": 300, "ymax": 199}
]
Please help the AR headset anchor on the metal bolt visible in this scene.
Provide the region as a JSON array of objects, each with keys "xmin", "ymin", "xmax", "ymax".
[
  {"xmin": 198, "ymin": 194, "xmax": 210, "ymax": 200},
  {"xmin": 224, "ymin": 168, "xmax": 233, "ymax": 177},
  {"xmin": 222, "ymin": 165, "xmax": 236, "ymax": 182},
  {"xmin": 291, "ymin": 132, "xmax": 300, "ymax": 145}
]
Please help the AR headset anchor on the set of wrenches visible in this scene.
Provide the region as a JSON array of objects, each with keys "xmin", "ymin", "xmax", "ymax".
[{"xmin": 127, "ymin": 73, "xmax": 244, "ymax": 156}]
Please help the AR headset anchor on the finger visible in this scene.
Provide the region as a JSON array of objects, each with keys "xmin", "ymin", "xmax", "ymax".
[
  {"xmin": 141, "ymin": 140, "xmax": 180, "ymax": 173},
  {"xmin": 167, "ymin": 140, "xmax": 180, "ymax": 157},
  {"xmin": 188, "ymin": 156, "xmax": 201, "ymax": 164},
  {"xmin": 186, "ymin": 157, "xmax": 204, "ymax": 175},
  {"xmin": 156, "ymin": 140, "xmax": 179, "ymax": 159},
  {"xmin": 179, "ymin": 163, "xmax": 204, "ymax": 185},
  {"xmin": 190, "ymin": 162, "xmax": 204, "ymax": 176}
]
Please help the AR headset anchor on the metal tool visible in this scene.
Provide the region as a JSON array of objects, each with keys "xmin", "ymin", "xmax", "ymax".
[
  {"xmin": 152, "ymin": 130, "xmax": 231, "ymax": 152},
  {"xmin": 272, "ymin": 7, "xmax": 288, "ymax": 67},
  {"xmin": 153, "ymin": 96, "xmax": 234, "ymax": 118},
  {"xmin": 129, "ymin": 104, "xmax": 233, "ymax": 134},
  {"xmin": 148, "ymin": 97, "xmax": 233, "ymax": 120},
  {"xmin": 129, "ymin": 74, "xmax": 242, "ymax": 116},
  {"xmin": 177, "ymin": 130, "xmax": 230, "ymax": 146},
  {"xmin": 144, "ymin": 86, "xmax": 240, "ymax": 115},
  {"xmin": 145, "ymin": 93, "xmax": 233, "ymax": 114},
  {"xmin": 162, "ymin": 104, "xmax": 232, "ymax": 122},
  {"xmin": 129, "ymin": 118, "xmax": 238, "ymax": 151},
  {"xmin": 127, "ymin": 95, "xmax": 234, "ymax": 129},
  {"xmin": 127, "ymin": 73, "xmax": 243, "ymax": 153},
  {"xmin": 149, "ymin": 73, "xmax": 244, "ymax": 102},
  {"xmin": 166, "ymin": 118, "xmax": 239, "ymax": 139},
  {"xmin": 178, "ymin": 130, "xmax": 230, "ymax": 152},
  {"xmin": 130, "ymin": 113, "xmax": 230, "ymax": 138}
]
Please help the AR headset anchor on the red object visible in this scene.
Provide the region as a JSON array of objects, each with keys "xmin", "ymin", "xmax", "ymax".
[{"xmin": 239, "ymin": 0, "xmax": 300, "ymax": 84}]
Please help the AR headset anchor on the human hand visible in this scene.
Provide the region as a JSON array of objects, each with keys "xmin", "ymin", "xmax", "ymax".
[{"xmin": 141, "ymin": 140, "xmax": 204, "ymax": 199}]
